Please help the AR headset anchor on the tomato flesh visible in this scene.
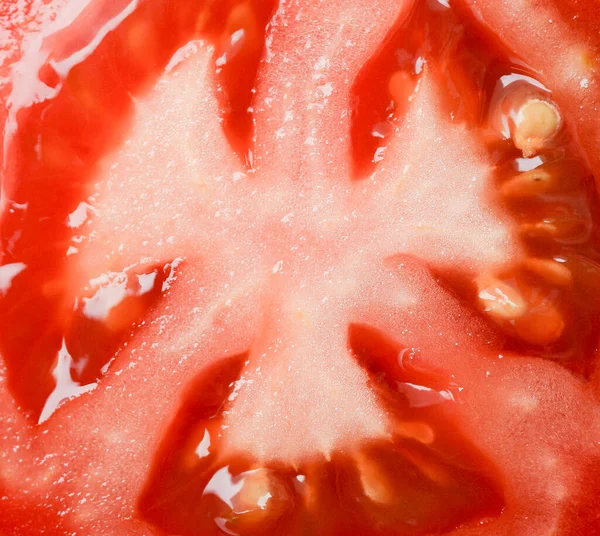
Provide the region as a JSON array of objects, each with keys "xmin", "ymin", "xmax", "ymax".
[{"xmin": 1, "ymin": 0, "xmax": 600, "ymax": 535}]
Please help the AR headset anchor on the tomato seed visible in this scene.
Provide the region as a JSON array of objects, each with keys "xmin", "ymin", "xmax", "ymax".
[
  {"xmin": 514, "ymin": 301, "xmax": 564, "ymax": 346},
  {"xmin": 522, "ymin": 258, "xmax": 573, "ymax": 287},
  {"xmin": 519, "ymin": 211, "xmax": 590, "ymax": 242},
  {"xmin": 475, "ymin": 276, "xmax": 528, "ymax": 321},
  {"xmin": 512, "ymin": 98, "xmax": 561, "ymax": 157},
  {"xmin": 500, "ymin": 168, "xmax": 555, "ymax": 198},
  {"xmin": 224, "ymin": 468, "xmax": 294, "ymax": 533}
]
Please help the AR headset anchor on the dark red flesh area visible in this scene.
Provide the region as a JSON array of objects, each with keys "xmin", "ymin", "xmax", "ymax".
[{"xmin": 1, "ymin": 0, "xmax": 600, "ymax": 535}]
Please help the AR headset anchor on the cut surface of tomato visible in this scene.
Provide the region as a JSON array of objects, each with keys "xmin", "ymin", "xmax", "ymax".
[{"xmin": 1, "ymin": 0, "xmax": 600, "ymax": 535}]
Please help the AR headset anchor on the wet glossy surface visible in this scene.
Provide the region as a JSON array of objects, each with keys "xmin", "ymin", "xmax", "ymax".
[
  {"xmin": 2, "ymin": 0, "xmax": 600, "ymax": 421},
  {"xmin": 0, "ymin": 0, "xmax": 275, "ymax": 419},
  {"xmin": 1, "ymin": 0, "xmax": 600, "ymax": 534},
  {"xmin": 139, "ymin": 339, "xmax": 503, "ymax": 535}
]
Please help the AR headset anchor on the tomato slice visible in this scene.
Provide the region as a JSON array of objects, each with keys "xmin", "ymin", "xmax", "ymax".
[{"xmin": 1, "ymin": 0, "xmax": 600, "ymax": 535}]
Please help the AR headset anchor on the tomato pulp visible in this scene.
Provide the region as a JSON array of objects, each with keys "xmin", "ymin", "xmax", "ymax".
[{"xmin": 1, "ymin": 0, "xmax": 600, "ymax": 535}]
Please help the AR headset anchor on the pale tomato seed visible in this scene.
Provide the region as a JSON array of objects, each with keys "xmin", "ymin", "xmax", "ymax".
[
  {"xmin": 512, "ymin": 98, "xmax": 561, "ymax": 157},
  {"xmin": 514, "ymin": 302, "xmax": 565, "ymax": 346},
  {"xmin": 226, "ymin": 1, "xmax": 258, "ymax": 42},
  {"xmin": 475, "ymin": 277, "xmax": 528, "ymax": 321},
  {"xmin": 40, "ymin": 136, "xmax": 77, "ymax": 172},
  {"xmin": 180, "ymin": 426, "xmax": 212, "ymax": 469},
  {"xmin": 520, "ymin": 217, "xmax": 587, "ymax": 240},
  {"xmin": 230, "ymin": 468, "xmax": 293, "ymax": 528},
  {"xmin": 522, "ymin": 258, "xmax": 573, "ymax": 287},
  {"xmin": 500, "ymin": 168, "xmax": 554, "ymax": 198}
]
